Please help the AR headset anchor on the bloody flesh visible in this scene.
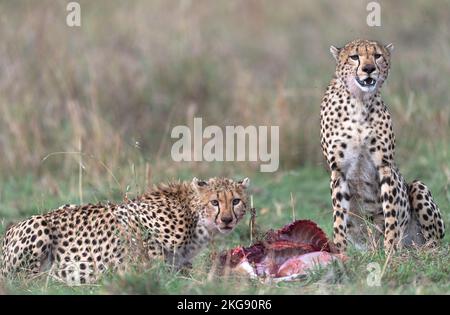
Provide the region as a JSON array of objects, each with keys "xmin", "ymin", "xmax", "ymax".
[{"xmin": 220, "ymin": 220, "xmax": 346, "ymax": 280}]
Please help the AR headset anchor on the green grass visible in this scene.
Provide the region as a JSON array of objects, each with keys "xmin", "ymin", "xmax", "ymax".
[
  {"xmin": 0, "ymin": 0, "xmax": 449, "ymax": 295},
  {"xmin": 1, "ymin": 159, "xmax": 449, "ymax": 295}
]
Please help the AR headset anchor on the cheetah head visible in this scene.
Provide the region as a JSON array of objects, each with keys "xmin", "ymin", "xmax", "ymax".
[
  {"xmin": 330, "ymin": 39, "xmax": 394, "ymax": 98},
  {"xmin": 192, "ymin": 177, "xmax": 250, "ymax": 235}
]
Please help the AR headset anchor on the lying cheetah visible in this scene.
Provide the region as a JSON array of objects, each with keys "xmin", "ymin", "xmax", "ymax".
[
  {"xmin": 320, "ymin": 39, "xmax": 445, "ymax": 252},
  {"xmin": 1, "ymin": 177, "xmax": 250, "ymax": 284}
]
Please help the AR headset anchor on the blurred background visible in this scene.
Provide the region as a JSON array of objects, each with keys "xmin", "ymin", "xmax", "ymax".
[
  {"xmin": 0, "ymin": 0, "xmax": 449, "ymax": 217},
  {"xmin": 0, "ymin": 0, "xmax": 449, "ymax": 294}
]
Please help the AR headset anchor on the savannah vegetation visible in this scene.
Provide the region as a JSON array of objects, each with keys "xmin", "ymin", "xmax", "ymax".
[{"xmin": 0, "ymin": 0, "xmax": 449, "ymax": 294}]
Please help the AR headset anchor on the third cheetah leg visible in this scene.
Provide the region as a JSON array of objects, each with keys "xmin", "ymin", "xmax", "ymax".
[
  {"xmin": 331, "ymin": 170, "xmax": 351, "ymax": 252},
  {"xmin": 378, "ymin": 166, "xmax": 409, "ymax": 251},
  {"xmin": 1, "ymin": 217, "xmax": 54, "ymax": 277},
  {"xmin": 408, "ymin": 180, "xmax": 445, "ymax": 245}
]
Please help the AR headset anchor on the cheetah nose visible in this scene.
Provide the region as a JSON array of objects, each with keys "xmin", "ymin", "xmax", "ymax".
[
  {"xmin": 221, "ymin": 216, "xmax": 233, "ymax": 225},
  {"xmin": 362, "ymin": 64, "xmax": 376, "ymax": 74}
]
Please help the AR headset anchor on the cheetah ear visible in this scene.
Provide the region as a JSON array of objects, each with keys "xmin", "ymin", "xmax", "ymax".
[
  {"xmin": 238, "ymin": 177, "xmax": 250, "ymax": 189},
  {"xmin": 330, "ymin": 45, "xmax": 341, "ymax": 62},
  {"xmin": 385, "ymin": 43, "xmax": 394, "ymax": 53},
  {"xmin": 192, "ymin": 177, "xmax": 208, "ymax": 191}
]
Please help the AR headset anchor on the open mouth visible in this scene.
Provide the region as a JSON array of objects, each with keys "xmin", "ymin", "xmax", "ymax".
[{"xmin": 356, "ymin": 77, "xmax": 377, "ymax": 88}]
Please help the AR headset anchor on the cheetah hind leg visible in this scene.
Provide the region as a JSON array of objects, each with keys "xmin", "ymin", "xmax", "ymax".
[
  {"xmin": 1, "ymin": 218, "xmax": 54, "ymax": 278},
  {"xmin": 407, "ymin": 180, "xmax": 445, "ymax": 246}
]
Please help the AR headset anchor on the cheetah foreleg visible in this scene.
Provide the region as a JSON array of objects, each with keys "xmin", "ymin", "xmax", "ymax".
[
  {"xmin": 331, "ymin": 171, "xmax": 351, "ymax": 252},
  {"xmin": 378, "ymin": 166, "xmax": 406, "ymax": 252}
]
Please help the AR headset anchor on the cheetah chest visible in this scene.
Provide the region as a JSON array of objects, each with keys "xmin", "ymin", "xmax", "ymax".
[
  {"xmin": 164, "ymin": 224, "xmax": 212, "ymax": 267},
  {"xmin": 336, "ymin": 103, "xmax": 380, "ymax": 216}
]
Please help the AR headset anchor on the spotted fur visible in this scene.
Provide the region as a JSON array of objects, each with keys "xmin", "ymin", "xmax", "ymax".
[
  {"xmin": 1, "ymin": 177, "xmax": 250, "ymax": 284},
  {"xmin": 320, "ymin": 39, "xmax": 445, "ymax": 252}
]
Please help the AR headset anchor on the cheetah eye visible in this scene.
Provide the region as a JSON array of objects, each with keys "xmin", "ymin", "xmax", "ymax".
[
  {"xmin": 210, "ymin": 200, "xmax": 219, "ymax": 207},
  {"xmin": 349, "ymin": 55, "xmax": 359, "ymax": 61},
  {"xmin": 232, "ymin": 198, "xmax": 241, "ymax": 206},
  {"xmin": 374, "ymin": 53, "xmax": 382, "ymax": 59}
]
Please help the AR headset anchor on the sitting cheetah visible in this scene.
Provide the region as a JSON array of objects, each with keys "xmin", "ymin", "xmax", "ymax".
[
  {"xmin": 1, "ymin": 177, "xmax": 250, "ymax": 284},
  {"xmin": 320, "ymin": 39, "xmax": 445, "ymax": 252}
]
